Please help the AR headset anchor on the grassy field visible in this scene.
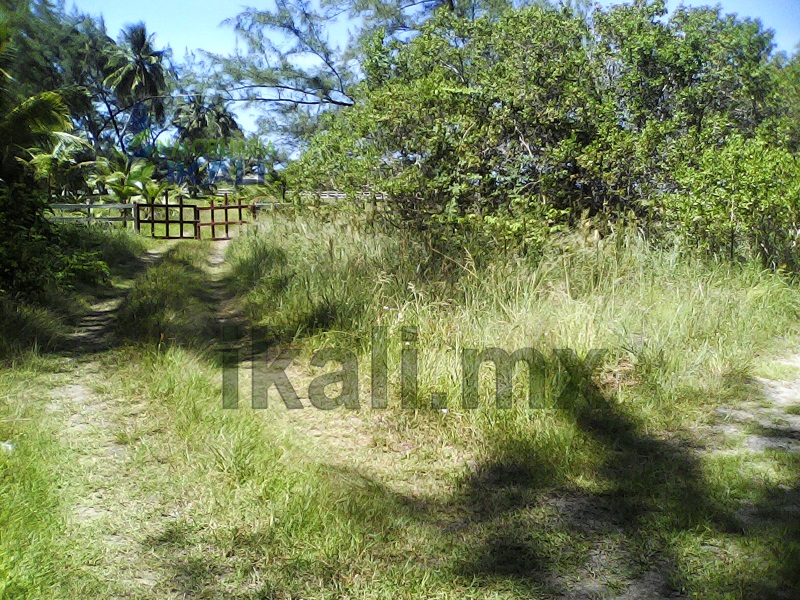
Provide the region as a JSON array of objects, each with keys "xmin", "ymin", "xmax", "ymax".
[{"xmin": 2, "ymin": 214, "xmax": 800, "ymax": 598}]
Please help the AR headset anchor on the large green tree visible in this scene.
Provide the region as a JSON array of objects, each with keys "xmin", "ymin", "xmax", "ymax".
[
  {"xmin": 0, "ymin": 13, "xmax": 76, "ymax": 293},
  {"xmin": 288, "ymin": 1, "xmax": 800, "ymax": 263},
  {"xmin": 104, "ymin": 23, "xmax": 171, "ymax": 152}
]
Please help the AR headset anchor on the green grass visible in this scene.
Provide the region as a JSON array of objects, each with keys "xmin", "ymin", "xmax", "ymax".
[
  {"xmin": 0, "ymin": 224, "xmax": 151, "ymax": 360},
  {"xmin": 220, "ymin": 210, "xmax": 800, "ymax": 598},
  {"xmin": 114, "ymin": 242, "xmax": 219, "ymax": 346},
  {"xmin": 3, "ymin": 213, "xmax": 800, "ymax": 597},
  {"xmin": 0, "ymin": 358, "xmax": 109, "ymax": 599},
  {"xmin": 228, "ymin": 212, "xmax": 800, "ymax": 423},
  {"xmin": 100, "ymin": 344, "xmax": 458, "ymax": 598}
]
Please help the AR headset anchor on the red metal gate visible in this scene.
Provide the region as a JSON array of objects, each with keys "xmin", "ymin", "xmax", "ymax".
[
  {"xmin": 134, "ymin": 194, "xmax": 255, "ymax": 240},
  {"xmin": 196, "ymin": 197, "xmax": 254, "ymax": 241}
]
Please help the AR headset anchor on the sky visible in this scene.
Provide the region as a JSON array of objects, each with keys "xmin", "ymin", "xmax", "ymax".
[
  {"xmin": 68, "ymin": 0, "xmax": 800, "ymax": 56},
  {"xmin": 67, "ymin": 0, "xmax": 800, "ymax": 132}
]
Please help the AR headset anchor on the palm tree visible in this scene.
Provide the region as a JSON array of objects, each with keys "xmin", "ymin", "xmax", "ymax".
[
  {"xmin": 172, "ymin": 94, "xmax": 241, "ymax": 194},
  {"xmin": 26, "ymin": 135, "xmax": 97, "ymax": 200},
  {"xmin": 104, "ymin": 23, "xmax": 168, "ymax": 150},
  {"xmin": 173, "ymin": 94, "xmax": 241, "ymax": 144},
  {"xmin": 0, "ymin": 17, "xmax": 73, "ymax": 293},
  {"xmin": 0, "ymin": 22, "xmax": 72, "ymax": 186}
]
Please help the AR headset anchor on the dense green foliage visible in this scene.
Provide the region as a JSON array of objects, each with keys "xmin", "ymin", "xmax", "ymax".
[
  {"xmin": 288, "ymin": 1, "xmax": 800, "ymax": 265},
  {"xmin": 4, "ymin": 0, "xmax": 800, "ymax": 284},
  {"xmin": 0, "ymin": 2, "xmax": 242, "ymax": 295}
]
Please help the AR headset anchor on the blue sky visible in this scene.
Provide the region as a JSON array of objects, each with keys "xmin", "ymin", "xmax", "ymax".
[
  {"xmin": 68, "ymin": 0, "xmax": 800, "ymax": 132},
  {"xmin": 68, "ymin": 0, "xmax": 800, "ymax": 56}
]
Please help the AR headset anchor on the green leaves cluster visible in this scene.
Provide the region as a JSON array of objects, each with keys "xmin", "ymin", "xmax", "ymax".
[
  {"xmin": 665, "ymin": 134, "xmax": 800, "ymax": 269},
  {"xmin": 289, "ymin": 1, "xmax": 800, "ymax": 264}
]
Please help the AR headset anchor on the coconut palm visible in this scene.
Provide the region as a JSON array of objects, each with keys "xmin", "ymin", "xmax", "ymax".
[
  {"xmin": 173, "ymin": 94, "xmax": 241, "ymax": 145},
  {"xmin": 0, "ymin": 17, "xmax": 74, "ymax": 293},
  {"xmin": 104, "ymin": 23, "xmax": 168, "ymax": 147},
  {"xmin": 172, "ymin": 94, "xmax": 241, "ymax": 195},
  {"xmin": 26, "ymin": 135, "xmax": 97, "ymax": 200}
]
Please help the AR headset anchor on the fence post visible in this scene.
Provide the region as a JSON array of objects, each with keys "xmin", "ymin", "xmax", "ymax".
[
  {"xmin": 133, "ymin": 202, "xmax": 140, "ymax": 233},
  {"xmin": 164, "ymin": 192, "xmax": 171, "ymax": 238},
  {"xmin": 225, "ymin": 197, "xmax": 230, "ymax": 239},
  {"xmin": 179, "ymin": 195, "xmax": 185, "ymax": 238},
  {"xmin": 194, "ymin": 204, "xmax": 201, "ymax": 240},
  {"xmin": 210, "ymin": 198, "xmax": 216, "ymax": 240},
  {"xmin": 149, "ymin": 195, "xmax": 156, "ymax": 236}
]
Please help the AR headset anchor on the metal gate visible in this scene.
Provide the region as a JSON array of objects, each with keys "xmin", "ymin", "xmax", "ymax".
[{"xmin": 134, "ymin": 194, "xmax": 255, "ymax": 240}]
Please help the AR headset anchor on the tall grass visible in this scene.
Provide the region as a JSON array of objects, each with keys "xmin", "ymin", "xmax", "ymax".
[
  {"xmin": 114, "ymin": 243, "xmax": 218, "ymax": 346},
  {"xmin": 55, "ymin": 213, "xmax": 800, "ymax": 598},
  {"xmin": 218, "ymin": 212, "xmax": 800, "ymax": 597},
  {"xmin": 0, "ymin": 225, "xmax": 150, "ymax": 360},
  {"xmin": 228, "ymin": 212, "xmax": 800, "ymax": 430}
]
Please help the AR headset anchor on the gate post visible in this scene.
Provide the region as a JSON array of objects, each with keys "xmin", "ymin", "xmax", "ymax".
[
  {"xmin": 210, "ymin": 198, "xmax": 216, "ymax": 240},
  {"xmin": 164, "ymin": 193, "xmax": 170, "ymax": 238},
  {"xmin": 194, "ymin": 204, "xmax": 201, "ymax": 240},
  {"xmin": 179, "ymin": 195, "xmax": 185, "ymax": 238},
  {"xmin": 133, "ymin": 202, "xmax": 140, "ymax": 233}
]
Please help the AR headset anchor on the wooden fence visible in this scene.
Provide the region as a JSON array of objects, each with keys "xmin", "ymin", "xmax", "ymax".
[
  {"xmin": 47, "ymin": 190, "xmax": 387, "ymax": 239},
  {"xmin": 197, "ymin": 198, "xmax": 254, "ymax": 240},
  {"xmin": 134, "ymin": 196, "xmax": 199, "ymax": 240},
  {"xmin": 47, "ymin": 203, "xmax": 133, "ymax": 226}
]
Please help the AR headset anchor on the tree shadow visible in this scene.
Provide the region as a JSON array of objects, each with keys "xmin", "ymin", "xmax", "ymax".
[
  {"xmin": 733, "ymin": 457, "xmax": 800, "ymax": 600},
  {"xmin": 0, "ymin": 227, "xmax": 156, "ymax": 361},
  {"xmin": 140, "ymin": 463, "xmax": 421, "ymax": 599},
  {"xmin": 128, "ymin": 365, "xmax": 800, "ymax": 598},
  {"xmin": 436, "ymin": 369, "xmax": 800, "ymax": 598}
]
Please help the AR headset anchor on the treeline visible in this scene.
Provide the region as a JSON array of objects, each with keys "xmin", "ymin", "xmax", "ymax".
[
  {"xmin": 0, "ymin": 0, "xmax": 253, "ymax": 294},
  {"xmin": 287, "ymin": 1, "xmax": 800, "ymax": 266},
  {"xmin": 3, "ymin": 0, "xmax": 800, "ymax": 295}
]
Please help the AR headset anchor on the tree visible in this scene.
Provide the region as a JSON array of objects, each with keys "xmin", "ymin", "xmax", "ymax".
[
  {"xmin": 173, "ymin": 94, "xmax": 241, "ymax": 145},
  {"xmin": 170, "ymin": 94, "xmax": 242, "ymax": 194},
  {"xmin": 104, "ymin": 23, "xmax": 170, "ymax": 151},
  {"xmin": 0, "ymin": 17, "xmax": 72, "ymax": 185},
  {"xmin": 26, "ymin": 136, "xmax": 97, "ymax": 200},
  {"xmin": 289, "ymin": 0, "xmax": 795, "ymax": 261},
  {"xmin": 208, "ymin": 0, "xmax": 355, "ymax": 150},
  {"xmin": 0, "ymin": 15, "xmax": 75, "ymax": 293},
  {"xmin": 210, "ymin": 0, "xmax": 520, "ymax": 148}
]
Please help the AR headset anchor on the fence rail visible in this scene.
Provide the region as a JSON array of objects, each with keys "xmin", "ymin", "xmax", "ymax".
[
  {"xmin": 46, "ymin": 190, "xmax": 387, "ymax": 237},
  {"xmin": 47, "ymin": 203, "xmax": 133, "ymax": 226},
  {"xmin": 197, "ymin": 199, "xmax": 253, "ymax": 240}
]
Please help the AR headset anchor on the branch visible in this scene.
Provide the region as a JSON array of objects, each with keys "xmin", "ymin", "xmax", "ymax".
[{"xmin": 225, "ymin": 96, "xmax": 353, "ymax": 106}]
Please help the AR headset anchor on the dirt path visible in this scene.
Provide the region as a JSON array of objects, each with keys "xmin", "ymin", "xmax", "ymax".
[
  {"xmin": 45, "ymin": 246, "xmax": 183, "ymax": 598},
  {"xmin": 49, "ymin": 364, "xmax": 165, "ymax": 596},
  {"xmin": 715, "ymin": 355, "xmax": 800, "ymax": 454}
]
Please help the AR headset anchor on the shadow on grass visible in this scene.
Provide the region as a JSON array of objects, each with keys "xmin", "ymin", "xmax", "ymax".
[
  {"xmin": 0, "ymin": 225, "xmax": 153, "ymax": 360},
  {"xmin": 126, "ymin": 357, "xmax": 800, "ymax": 598},
  {"xmin": 1, "ymin": 231, "xmax": 236, "ymax": 364},
  {"xmin": 758, "ymin": 487, "xmax": 800, "ymax": 599},
  {"xmin": 8, "ymin": 227, "xmax": 799, "ymax": 597},
  {"xmin": 113, "ymin": 244, "xmax": 222, "ymax": 350},
  {"xmin": 439, "ymin": 376, "xmax": 800, "ymax": 598},
  {"xmin": 141, "ymin": 463, "xmax": 419, "ymax": 599}
]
